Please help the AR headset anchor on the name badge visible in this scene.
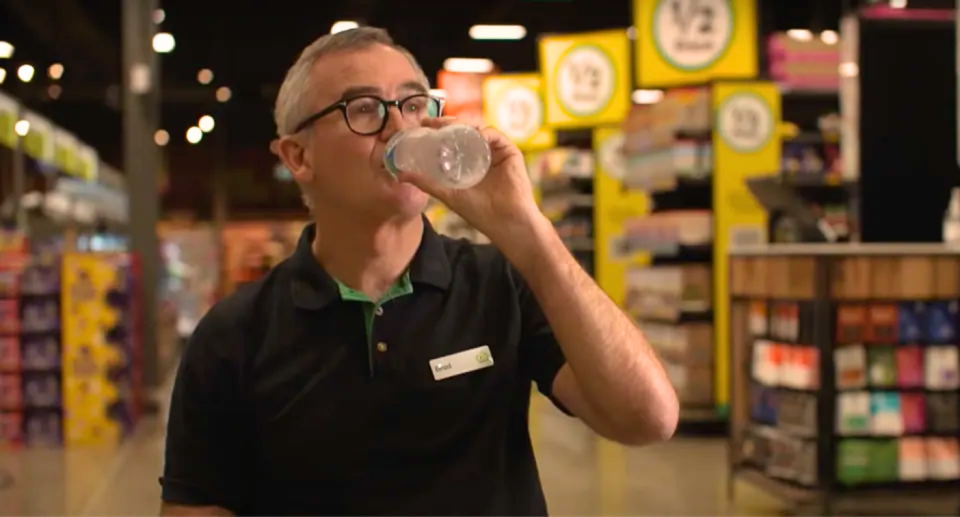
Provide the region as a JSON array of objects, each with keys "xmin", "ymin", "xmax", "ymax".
[{"xmin": 429, "ymin": 345, "xmax": 494, "ymax": 381}]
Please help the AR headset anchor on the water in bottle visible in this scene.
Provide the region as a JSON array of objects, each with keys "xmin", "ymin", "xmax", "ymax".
[{"xmin": 383, "ymin": 124, "xmax": 492, "ymax": 189}]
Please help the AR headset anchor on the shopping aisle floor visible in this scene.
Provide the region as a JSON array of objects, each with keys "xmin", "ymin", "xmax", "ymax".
[{"xmin": 0, "ymin": 394, "xmax": 786, "ymax": 516}]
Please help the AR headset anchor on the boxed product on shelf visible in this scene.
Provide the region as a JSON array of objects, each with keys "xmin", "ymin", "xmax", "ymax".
[
  {"xmin": 731, "ymin": 246, "xmax": 960, "ymax": 502},
  {"xmin": 663, "ymin": 361, "xmax": 713, "ymax": 406},
  {"xmin": 0, "ymin": 336, "xmax": 20, "ymax": 373},
  {"xmin": 641, "ymin": 323, "xmax": 713, "ymax": 365},
  {"xmin": 621, "ymin": 210, "xmax": 713, "ymax": 254},
  {"xmin": 61, "ymin": 253, "xmax": 140, "ymax": 446},
  {"xmin": 767, "ymin": 32, "xmax": 840, "ymax": 92},
  {"xmin": 0, "ymin": 411, "xmax": 22, "ymax": 445},
  {"xmin": 627, "ymin": 265, "xmax": 712, "ymax": 309}
]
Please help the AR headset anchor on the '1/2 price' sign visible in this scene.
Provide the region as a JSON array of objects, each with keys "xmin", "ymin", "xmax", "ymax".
[
  {"xmin": 539, "ymin": 29, "xmax": 631, "ymax": 129},
  {"xmin": 634, "ymin": 0, "xmax": 757, "ymax": 87},
  {"xmin": 482, "ymin": 74, "xmax": 555, "ymax": 151}
]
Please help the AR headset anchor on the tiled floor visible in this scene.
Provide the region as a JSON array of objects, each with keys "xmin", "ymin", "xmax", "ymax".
[{"xmin": 0, "ymin": 390, "xmax": 789, "ymax": 516}]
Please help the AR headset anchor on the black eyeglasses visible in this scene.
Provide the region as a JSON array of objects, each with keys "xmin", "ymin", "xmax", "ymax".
[{"xmin": 292, "ymin": 93, "xmax": 443, "ymax": 136}]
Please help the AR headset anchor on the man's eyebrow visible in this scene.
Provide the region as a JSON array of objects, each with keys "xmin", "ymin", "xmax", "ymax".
[{"xmin": 339, "ymin": 85, "xmax": 381, "ymax": 100}]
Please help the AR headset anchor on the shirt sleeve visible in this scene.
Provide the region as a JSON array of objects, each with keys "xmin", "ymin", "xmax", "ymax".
[
  {"xmin": 160, "ymin": 305, "xmax": 251, "ymax": 512},
  {"xmin": 510, "ymin": 265, "xmax": 573, "ymax": 416}
]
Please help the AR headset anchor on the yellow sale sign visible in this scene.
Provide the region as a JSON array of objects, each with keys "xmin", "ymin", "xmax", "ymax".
[
  {"xmin": 482, "ymin": 74, "xmax": 555, "ymax": 151},
  {"xmin": 539, "ymin": 29, "xmax": 631, "ymax": 129},
  {"xmin": 634, "ymin": 0, "xmax": 759, "ymax": 88}
]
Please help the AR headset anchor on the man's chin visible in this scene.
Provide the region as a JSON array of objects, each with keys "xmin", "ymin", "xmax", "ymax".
[{"xmin": 383, "ymin": 182, "xmax": 429, "ymax": 214}]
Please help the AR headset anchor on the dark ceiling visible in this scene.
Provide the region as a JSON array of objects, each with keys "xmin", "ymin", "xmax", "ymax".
[{"xmin": 0, "ymin": 0, "xmax": 844, "ymax": 174}]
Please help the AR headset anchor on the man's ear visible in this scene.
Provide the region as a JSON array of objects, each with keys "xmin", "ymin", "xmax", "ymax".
[{"xmin": 277, "ymin": 136, "xmax": 313, "ymax": 184}]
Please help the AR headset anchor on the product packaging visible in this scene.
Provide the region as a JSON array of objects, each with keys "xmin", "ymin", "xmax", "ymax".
[
  {"xmin": 866, "ymin": 304, "xmax": 899, "ymax": 343},
  {"xmin": 926, "ymin": 438, "xmax": 960, "ymax": 480},
  {"xmin": 899, "ymin": 437, "xmax": 927, "ymax": 481},
  {"xmin": 895, "ymin": 346, "xmax": 924, "ymax": 388},
  {"xmin": 926, "ymin": 393, "xmax": 959, "ymax": 434},
  {"xmin": 870, "ymin": 392, "xmax": 903, "ymax": 436},
  {"xmin": 836, "ymin": 391, "xmax": 871, "ymax": 435},
  {"xmin": 924, "ymin": 346, "xmax": 959, "ymax": 390},
  {"xmin": 836, "ymin": 305, "xmax": 867, "ymax": 344},
  {"xmin": 898, "ymin": 302, "xmax": 925, "ymax": 343},
  {"xmin": 835, "ymin": 345, "xmax": 867, "ymax": 389},
  {"xmin": 900, "ymin": 393, "xmax": 927, "ymax": 435},
  {"xmin": 867, "ymin": 347, "xmax": 897, "ymax": 388}
]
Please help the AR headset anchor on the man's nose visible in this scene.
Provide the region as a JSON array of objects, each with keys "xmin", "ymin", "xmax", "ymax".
[{"xmin": 379, "ymin": 105, "xmax": 412, "ymax": 142}]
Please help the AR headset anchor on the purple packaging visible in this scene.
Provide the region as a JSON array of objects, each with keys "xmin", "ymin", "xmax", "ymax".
[
  {"xmin": 21, "ymin": 373, "xmax": 60, "ymax": 409},
  {"xmin": 23, "ymin": 410, "xmax": 61, "ymax": 446},
  {"xmin": 21, "ymin": 337, "xmax": 60, "ymax": 371},
  {"xmin": 898, "ymin": 302, "xmax": 924, "ymax": 343},
  {"xmin": 925, "ymin": 301, "xmax": 959, "ymax": 343}
]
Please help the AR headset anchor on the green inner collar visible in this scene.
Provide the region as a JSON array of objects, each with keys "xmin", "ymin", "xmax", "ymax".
[{"xmin": 335, "ymin": 271, "xmax": 413, "ymax": 304}]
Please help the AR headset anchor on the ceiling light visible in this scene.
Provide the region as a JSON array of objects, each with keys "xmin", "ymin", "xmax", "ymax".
[
  {"xmin": 152, "ymin": 33, "xmax": 176, "ymax": 53},
  {"xmin": 17, "ymin": 64, "xmax": 34, "ymax": 82},
  {"xmin": 48, "ymin": 63, "xmax": 64, "ymax": 80},
  {"xmin": 198, "ymin": 115, "xmax": 215, "ymax": 133},
  {"xmin": 47, "ymin": 85, "xmax": 61, "ymax": 100},
  {"xmin": 186, "ymin": 126, "xmax": 203, "ymax": 144},
  {"xmin": 14, "ymin": 120, "xmax": 29, "ymax": 137},
  {"xmin": 786, "ymin": 29, "xmax": 814, "ymax": 41},
  {"xmin": 331, "ymin": 21, "xmax": 359, "ymax": 34},
  {"xmin": 215, "ymin": 86, "xmax": 232, "ymax": 103},
  {"xmin": 443, "ymin": 58, "xmax": 494, "ymax": 74},
  {"xmin": 468, "ymin": 25, "xmax": 526, "ymax": 40},
  {"xmin": 820, "ymin": 31, "xmax": 839, "ymax": 45},
  {"xmin": 890, "ymin": 0, "xmax": 907, "ymax": 7},
  {"xmin": 0, "ymin": 42, "xmax": 13, "ymax": 59},
  {"xmin": 153, "ymin": 8, "xmax": 166, "ymax": 24},
  {"xmin": 0, "ymin": 68, "xmax": 6, "ymax": 84},
  {"xmin": 154, "ymin": 129, "xmax": 170, "ymax": 146},
  {"xmin": 632, "ymin": 89, "xmax": 664, "ymax": 105},
  {"xmin": 197, "ymin": 68, "xmax": 214, "ymax": 85}
]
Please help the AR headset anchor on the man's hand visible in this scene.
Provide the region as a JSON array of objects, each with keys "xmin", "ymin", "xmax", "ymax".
[{"xmin": 396, "ymin": 117, "xmax": 552, "ymax": 261}]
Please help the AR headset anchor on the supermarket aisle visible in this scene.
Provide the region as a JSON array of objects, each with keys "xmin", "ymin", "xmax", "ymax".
[{"xmin": 0, "ymin": 394, "xmax": 786, "ymax": 516}]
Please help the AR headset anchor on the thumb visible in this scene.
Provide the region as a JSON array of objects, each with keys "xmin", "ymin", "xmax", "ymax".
[{"xmin": 396, "ymin": 170, "xmax": 452, "ymax": 201}]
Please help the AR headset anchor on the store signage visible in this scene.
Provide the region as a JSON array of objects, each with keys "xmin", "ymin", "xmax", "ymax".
[
  {"xmin": 592, "ymin": 126, "xmax": 649, "ymax": 307},
  {"xmin": 482, "ymin": 74, "xmax": 555, "ymax": 151},
  {"xmin": 76, "ymin": 143, "xmax": 99, "ymax": 182},
  {"xmin": 23, "ymin": 111, "xmax": 54, "ymax": 164},
  {"xmin": 438, "ymin": 70, "xmax": 492, "ymax": 128},
  {"xmin": 634, "ymin": 0, "xmax": 758, "ymax": 87},
  {"xmin": 54, "ymin": 129, "xmax": 80, "ymax": 176},
  {"xmin": 711, "ymin": 81, "xmax": 781, "ymax": 412},
  {"xmin": 0, "ymin": 91, "xmax": 17, "ymax": 149},
  {"xmin": 540, "ymin": 29, "xmax": 631, "ymax": 128},
  {"xmin": 716, "ymin": 91, "xmax": 774, "ymax": 153}
]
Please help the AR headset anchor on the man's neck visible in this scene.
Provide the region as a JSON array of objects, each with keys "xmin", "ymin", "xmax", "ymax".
[{"xmin": 312, "ymin": 214, "xmax": 424, "ymax": 300}]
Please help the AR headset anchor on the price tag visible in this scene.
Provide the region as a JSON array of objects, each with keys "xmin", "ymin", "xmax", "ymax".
[
  {"xmin": 653, "ymin": 0, "xmax": 734, "ymax": 72},
  {"xmin": 717, "ymin": 92, "xmax": 773, "ymax": 153}
]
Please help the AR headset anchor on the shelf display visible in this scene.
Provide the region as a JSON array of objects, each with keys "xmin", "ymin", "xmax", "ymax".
[
  {"xmin": 767, "ymin": 31, "xmax": 840, "ymax": 93},
  {"xmin": 220, "ymin": 222, "xmax": 303, "ymax": 295},
  {"xmin": 621, "ymin": 82, "xmax": 783, "ymax": 432},
  {"xmin": 61, "ymin": 253, "xmax": 140, "ymax": 446},
  {"xmin": 729, "ymin": 245, "xmax": 960, "ymax": 514},
  {"xmin": 532, "ymin": 145, "xmax": 596, "ymax": 275}
]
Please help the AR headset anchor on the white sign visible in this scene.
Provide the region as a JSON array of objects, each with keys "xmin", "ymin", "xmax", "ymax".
[
  {"xmin": 653, "ymin": 0, "xmax": 734, "ymax": 72},
  {"xmin": 495, "ymin": 85, "xmax": 542, "ymax": 142},
  {"xmin": 556, "ymin": 45, "xmax": 615, "ymax": 117},
  {"xmin": 717, "ymin": 92, "xmax": 773, "ymax": 153},
  {"xmin": 597, "ymin": 131, "xmax": 627, "ymax": 180}
]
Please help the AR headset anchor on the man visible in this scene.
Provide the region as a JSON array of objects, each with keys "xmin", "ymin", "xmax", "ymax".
[{"xmin": 160, "ymin": 27, "xmax": 678, "ymax": 516}]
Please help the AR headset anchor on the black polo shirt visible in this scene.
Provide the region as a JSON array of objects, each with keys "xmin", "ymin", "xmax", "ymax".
[{"xmin": 161, "ymin": 220, "xmax": 571, "ymax": 516}]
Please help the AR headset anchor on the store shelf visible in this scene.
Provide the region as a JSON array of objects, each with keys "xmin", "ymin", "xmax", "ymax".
[{"xmin": 728, "ymin": 246, "xmax": 960, "ymax": 514}]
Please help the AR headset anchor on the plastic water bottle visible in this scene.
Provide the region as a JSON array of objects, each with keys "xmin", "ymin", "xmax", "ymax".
[{"xmin": 383, "ymin": 124, "xmax": 492, "ymax": 189}]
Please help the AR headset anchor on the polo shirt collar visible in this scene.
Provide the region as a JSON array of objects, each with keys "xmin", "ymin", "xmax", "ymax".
[{"xmin": 290, "ymin": 217, "xmax": 452, "ymax": 310}]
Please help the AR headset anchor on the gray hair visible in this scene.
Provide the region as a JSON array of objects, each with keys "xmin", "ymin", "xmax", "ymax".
[{"xmin": 274, "ymin": 27, "xmax": 429, "ymax": 137}]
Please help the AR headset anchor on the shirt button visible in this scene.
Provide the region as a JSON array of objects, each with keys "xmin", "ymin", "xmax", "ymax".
[
  {"xmin": 376, "ymin": 341, "xmax": 388, "ymax": 353},
  {"xmin": 374, "ymin": 306, "xmax": 384, "ymax": 316}
]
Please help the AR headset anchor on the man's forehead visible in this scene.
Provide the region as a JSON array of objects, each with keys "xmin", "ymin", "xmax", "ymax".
[{"xmin": 310, "ymin": 45, "xmax": 423, "ymax": 95}]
